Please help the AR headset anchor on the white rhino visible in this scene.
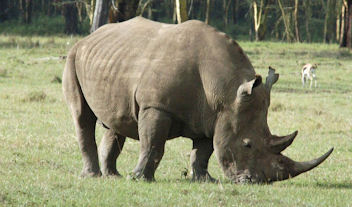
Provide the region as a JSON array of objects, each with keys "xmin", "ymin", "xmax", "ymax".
[{"xmin": 63, "ymin": 17, "xmax": 333, "ymax": 183}]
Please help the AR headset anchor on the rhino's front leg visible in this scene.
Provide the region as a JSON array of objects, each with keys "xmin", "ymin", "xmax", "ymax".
[
  {"xmin": 131, "ymin": 108, "xmax": 171, "ymax": 181},
  {"xmin": 190, "ymin": 138, "xmax": 216, "ymax": 182},
  {"xmin": 99, "ymin": 129, "xmax": 126, "ymax": 176}
]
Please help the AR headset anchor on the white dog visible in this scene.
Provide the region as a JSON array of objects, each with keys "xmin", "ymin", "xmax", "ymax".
[{"xmin": 301, "ymin": 63, "xmax": 318, "ymax": 88}]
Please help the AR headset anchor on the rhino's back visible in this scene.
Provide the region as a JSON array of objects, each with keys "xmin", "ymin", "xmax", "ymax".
[{"xmin": 72, "ymin": 17, "xmax": 254, "ymax": 138}]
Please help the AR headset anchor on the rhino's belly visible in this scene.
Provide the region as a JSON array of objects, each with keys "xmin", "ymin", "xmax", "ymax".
[
  {"xmin": 92, "ymin": 101, "xmax": 139, "ymax": 139},
  {"xmin": 80, "ymin": 77, "xmax": 140, "ymax": 139},
  {"xmin": 106, "ymin": 114, "xmax": 139, "ymax": 139}
]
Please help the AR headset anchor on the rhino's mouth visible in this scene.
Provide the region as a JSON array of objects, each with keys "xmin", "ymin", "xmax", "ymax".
[
  {"xmin": 234, "ymin": 174, "xmax": 255, "ymax": 184},
  {"xmin": 234, "ymin": 170, "xmax": 271, "ymax": 184}
]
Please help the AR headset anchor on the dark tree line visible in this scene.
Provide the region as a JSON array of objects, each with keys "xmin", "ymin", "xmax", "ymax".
[{"xmin": 0, "ymin": 0, "xmax": 352, "ymax": 49}]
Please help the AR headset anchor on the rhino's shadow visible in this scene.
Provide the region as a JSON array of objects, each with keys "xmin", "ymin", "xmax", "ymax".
[
  {"xmin": 274, "ymin": 86, "xmax": 352, "ymax": 94},
  {"xmin": 292, "ymin": 181, "xmax": 352, "ymax": 189},
  {"xmin": 314, "ymin": 182, "xmax": 352, "ymax": 189},
  {"xmin": 163, "ymin": 178, "xmax": 352, "ymax": 189}
]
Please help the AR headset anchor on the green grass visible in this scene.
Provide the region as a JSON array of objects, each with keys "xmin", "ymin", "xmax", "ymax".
[{"xmin": 0, "ymin": 35, "xmax": 351, "ymax": 206}]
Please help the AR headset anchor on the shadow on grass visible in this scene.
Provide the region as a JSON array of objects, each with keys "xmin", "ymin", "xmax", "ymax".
[
  {"xmin": 274, "ymin": 87, "xmax": 352, "ymax": 94},
  {"xmin": 291, "ymin": 181, "xmax": 352, "ymax": 189},
  {"xmin": 314, "ymin": 182, "xmax": 352, "ymax": 189}
]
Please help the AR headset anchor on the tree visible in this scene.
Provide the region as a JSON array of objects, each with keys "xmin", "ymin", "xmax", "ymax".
[
  {"xmin": 303, "ymin": 0, "xmax": 312, "ymax": 42},
  {"xmin": 277, "ymin": 0, "xmax": 294, "ymax": 42},
  {"xmin": 223, "ymin": 0, "xmax": 232, "ymax": 30},
  {"xmin": 0, "ymin": 0, "xmax": 9, "ymax": 21},
  {"xmin": 232, "ymin": 0, "xmax": 239, "ymax": 24},
  {"xmin": 293, "ymin": 0, "xmax": 300, "ymax": 42},
  {"xmin": 336, "ymin": 0, "xmax": 343, "ymax": 42},
  {"xmin": 324, "ymin": 0, "xmax": 337, "ymax": 43},
  {"xmin": 108, "ymin": 0, "xmax": 139, "ymax": 23},
  {"xmin": 340, "ymin": 0, "xmax": 352, "ymax": 49},
  {"xmin": 90, "ymin": 0, "xmax": 110, "ymax": 33},
  {"xmin": 175, "ymin": 0, "xmax": 188, "ymax": 23},
  {"xmin": 62, "ymin": 2, "xmax": 78, "ymax": 34},
  {"xmin": 84, "ymin": 0, "xmax": 96, "ymax": 25},
  {"xmin": 205, "ymin": 0, "xmax": 211, "ymax": 24},
  {"xmin": 20, "ymin": 0, "xmax": 32, "ymax": 24},
  {"xmin": 252, "ymin": 0, "xmax": 271, "ymax": 41}
]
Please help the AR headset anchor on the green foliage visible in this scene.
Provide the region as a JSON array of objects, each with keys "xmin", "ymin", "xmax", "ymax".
[
  {"xmin": 0, "ymin": 0, "xmax": 345, "ymax": 43},
  {"xmin": 0, "ymin": 35, "xmax": 351, "ymax": 206},
  {"xmin": 0, "ymin": 15, "xmax": 90, "ymax": 36}
]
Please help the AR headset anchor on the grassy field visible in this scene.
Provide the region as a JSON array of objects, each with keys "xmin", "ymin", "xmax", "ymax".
[{"xmin": 0, "ymin": 35, "xmax": 351, "ymax": 207}]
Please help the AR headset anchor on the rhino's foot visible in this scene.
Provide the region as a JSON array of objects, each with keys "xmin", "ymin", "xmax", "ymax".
[
  {"xmin": 127, "ymin": 172, "xmax": 155, "ymax": 182},
  {"xmin": 192, "ymin": 172, "xmax": 218, "ymax": 183},
  {"xmin": 80, "ymin": 169, "xmax": 102, "ymax": 177},
  {"xmin": 101, "ymin": 168, "xmax": 123, "ymax": 177}
]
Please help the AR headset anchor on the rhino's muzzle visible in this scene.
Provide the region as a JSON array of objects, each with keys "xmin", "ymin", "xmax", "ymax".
[{"xmin": 236, "ymin": 148, "xmax": 334, "ymax": 184}]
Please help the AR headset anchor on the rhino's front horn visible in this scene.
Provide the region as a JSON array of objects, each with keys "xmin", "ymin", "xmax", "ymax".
[
  {"xmin": 269, "ymin": 131, "xmax": 298, "ymax": 153},
  {"xmin": 291, "ymin": 148, "xmax": 334, "ymax": 177}
]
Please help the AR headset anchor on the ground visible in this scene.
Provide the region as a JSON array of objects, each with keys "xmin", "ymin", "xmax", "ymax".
[{"xmin": 0, "ymin": 35, "xmax": 351, "ymax": 206}]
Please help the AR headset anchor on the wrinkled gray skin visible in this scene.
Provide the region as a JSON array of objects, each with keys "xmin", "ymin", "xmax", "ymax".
[{"xmin": 62, "ymin": 17, "xmax": 333, "ymax": 183}]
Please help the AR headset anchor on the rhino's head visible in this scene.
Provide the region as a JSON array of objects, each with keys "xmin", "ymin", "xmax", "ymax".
[{"xmin": 214, "ymin": 67, "xmax": 333, "ymax": 184}]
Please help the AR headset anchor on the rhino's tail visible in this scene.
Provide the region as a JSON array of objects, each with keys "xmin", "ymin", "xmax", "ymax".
[
  {"xmin": 62, "ymin": 45, "xmax": 80, "ymax": 106},
  {"xmin": 62, "ymin": 44, "xmax": 97, "ymax": 122}
]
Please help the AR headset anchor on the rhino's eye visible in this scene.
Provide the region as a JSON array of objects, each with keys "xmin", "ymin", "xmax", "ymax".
[{"xmin": 243, "ymin": 138, "xmax": 252, "ymax": 148}]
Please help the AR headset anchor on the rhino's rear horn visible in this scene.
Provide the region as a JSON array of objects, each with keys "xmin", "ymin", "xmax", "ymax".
[
  {"xmin": 265, "ymin": 66, "xmax": 279, "ymax": 91},
  {"xmin": 269, "ymin": 131, "xmax": 298, "ymax": 153}
]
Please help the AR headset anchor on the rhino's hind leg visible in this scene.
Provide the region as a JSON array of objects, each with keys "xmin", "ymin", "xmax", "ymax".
[
  {"xmin": 63, "ymin": 56, "xmax": 101, "ymax": 177},
  {"xmin": 99, "ymin": 130, "xmax": 126, "ymax": 176},
  {"xmin": 190, "ymin": 139, "xmax": 216, "ymax": 182},
  {"xmin": 71, "ymin": 102, "xmax": 101, "ymax": 177},
  {"xmin": 131, "ymin": 108, "xmax": 171, "ymax": 181}
]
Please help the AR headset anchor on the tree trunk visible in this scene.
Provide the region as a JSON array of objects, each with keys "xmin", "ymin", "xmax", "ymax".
[
  {"xmin": 0, "ymin": 0, "xmax": 9, "ymax": 21},
  {"xmin": 205, "ymin": 0, "xmax": 211, "ymax": 24},
  {"xmin": 336, "ymin": 0, "xmax": 343, "ymax": 42},
  {"xmin": 108, "ymin": 0, "xmax": 139, "ymax": 23},
  {"xmin": 303, "ymin": 0, "xmax": 311, "ymax": 42},
  {"xmin": 223, "ymin": 0, "xmax": 232, "ymax": 30},
  {"xmin": 173, "ymin": 0, "xmax": 177, "ymax": 23},
  {"xmin": 136, "ymin": 0, "xmax": 152, "ymax": 16},
  {"xmin": 324, "ymin": 0, "xmax": 337, "ymax": 43},
  {"xmin": 232, "ymin": 0, "xmax": 239, "ymax": 24},
  {"xmin": 47, "ymin": 0, "xmax": 54, "ymax": 16},
  {"xmin": 90, "ymin": 0, "xmax": 110, "ymax": 33},
  {"xmin": 76, "ymin": 1, "xmax": 84, "ymax": 22},
  {"xmin": 86, "ymin": 0, "xmax": 96, "ymax": 25},
  {"xmin": 253, "ymin": 0, "xmax": 270, "ymax": 41},
  {"xmin": 188, "ymin": 0, "xmax": 194, "ymax": 17},
  {"xmin": 340, "ymin": 0, "xmax": 352, "ymax": 48},
  {"xmin": 148, "ymin": 2, "xmax": 152, "ymax": 19},
  {"xmin": 253, "ymin": 1, "xmax": 261, "ymax": 41},
  {"xmin": 63, "ymin": 2, "xmax": 78, "ymax": 34},
  {"xmin": 20, "ymin": 0, "xmax": 32, "ymax": 24},
  {"xmin": 277, "ymin": 0, "xmax": 294, "ymax": 42},
  {"xmin": 175, "ymin": 0, "xmax": 188, "ymax": 23},
  {"xmin": 340, "ymin": 1, "xmax": 346, "ymax": 45},
  {"xmin": 294, "ymin": 0, "xmax": 300, "ymax": 42}
]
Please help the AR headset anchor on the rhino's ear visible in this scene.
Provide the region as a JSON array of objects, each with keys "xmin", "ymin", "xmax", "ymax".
[{"xmin": 237, "ymin": 75, "xmax": 262, "ymax": 96}]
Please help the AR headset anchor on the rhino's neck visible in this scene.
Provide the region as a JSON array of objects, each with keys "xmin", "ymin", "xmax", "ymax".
[
  {"xmin": 197, "ymin": 34, "xmax": 256, "ymax": 112},
  {"xmin": 199, "ymin": 67, "xmax": 255, "ymax": 112}
]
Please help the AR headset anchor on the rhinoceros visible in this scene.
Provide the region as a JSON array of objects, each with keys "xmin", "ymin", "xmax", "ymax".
[{"xmin": 62, "ymin": 17, "xmax": 333, "ymax": 183}]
